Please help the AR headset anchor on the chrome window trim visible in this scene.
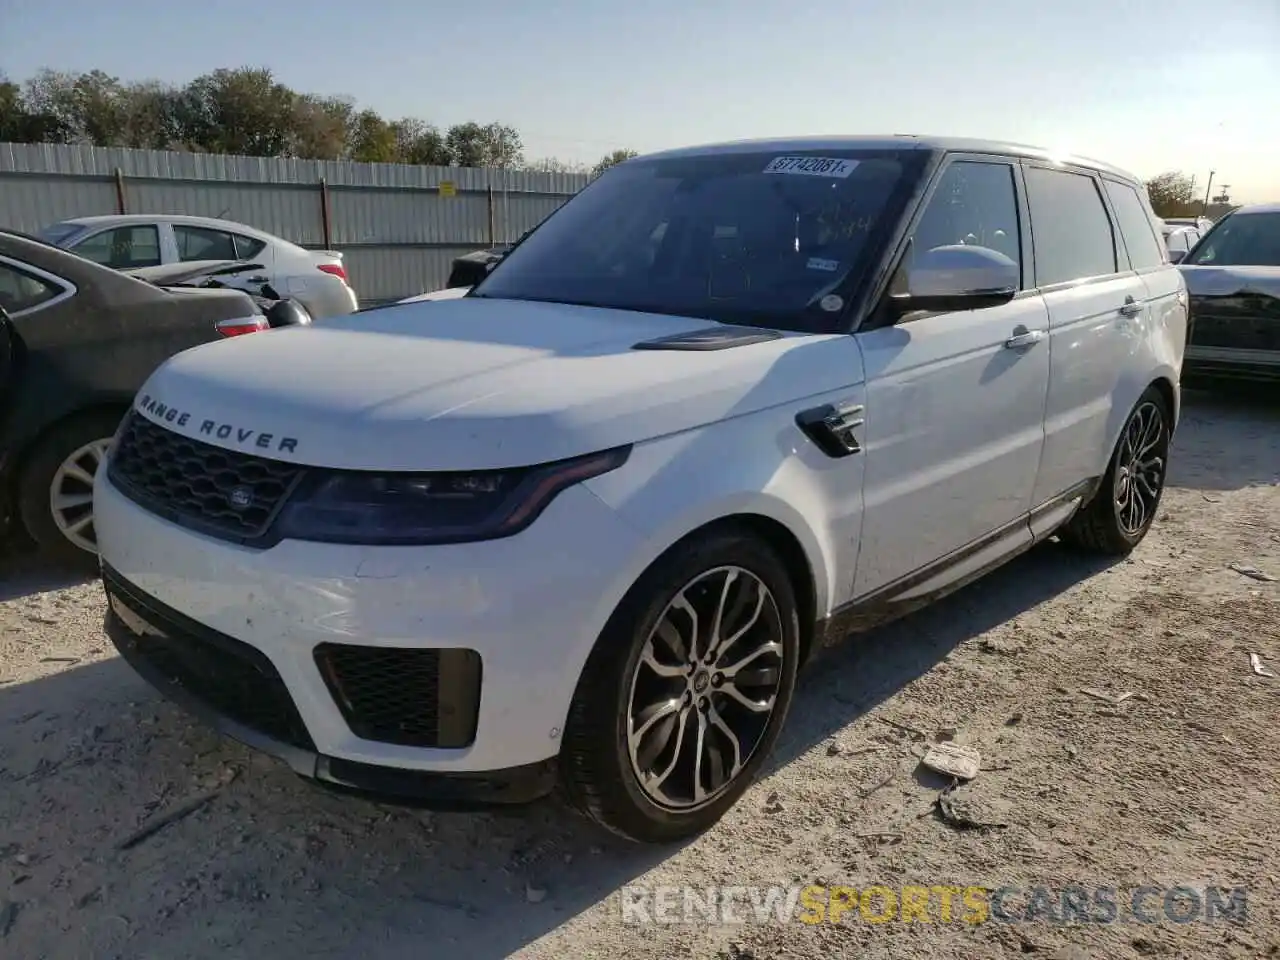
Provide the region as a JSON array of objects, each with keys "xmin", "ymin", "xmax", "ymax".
[{"xmin": 0, "ymin": 253, "xmax": 79, "ymax": 317}]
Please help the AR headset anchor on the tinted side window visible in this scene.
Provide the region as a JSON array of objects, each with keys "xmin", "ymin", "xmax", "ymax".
[
  {"xmin": 0, "ymin": 262, "xmax": 62, "ymax": 313},
  {"xmin": 233, "ymin": 234, "xmax": 268, "ymax": 259},
  {"xmin": 175, "ymin": 225, "xmax": 238, "ymax": 261},
  {"xmin": 1024, "ymin": 168, "xmax": 1117, "ymax": 286},
  {"xmin": 1104, "ymin": 180, "xmax": 1166, "ymax": 270},
  {"xmin": 911, "ymin": 160, "xmax": 1022, "ymax": 285},
  {"xmin": 73, "ymin": 226, "xmax": 162, "ymax": 269}
]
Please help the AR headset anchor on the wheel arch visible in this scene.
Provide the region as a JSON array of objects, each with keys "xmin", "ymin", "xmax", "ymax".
[
  {"xmin": 663, "ymin": 512, "xmax": 821, "ymax": 664},
  {"xmin": 7, "ymin": 402, "xmax": 130, "ymax": 533},
  {"xmin": 1149, "ymin": 375, "xmax": 1178, "ymax": 431},
  {"xmin": 1102, "ymin": 369, "xmax": 1180, "ymax": 469}
]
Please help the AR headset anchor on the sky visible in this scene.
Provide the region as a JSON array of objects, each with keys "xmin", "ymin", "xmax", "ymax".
[{"xmin": 2, "ymin": 0, "xmax": 1278, "ymax": 202}]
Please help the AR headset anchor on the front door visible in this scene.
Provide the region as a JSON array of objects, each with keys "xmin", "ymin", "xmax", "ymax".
[{"xmin": 852, "ymin": 157, "xmax": 1051, "ymax": 598}]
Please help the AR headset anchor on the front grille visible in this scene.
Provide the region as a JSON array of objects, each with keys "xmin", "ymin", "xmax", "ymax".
[
  {"xmin": 314, "ymin": 644, "xmax": 482, "ymax": 749},
  {"xmin": 108, "ymin": 412, "xmax": 304, "ymax": 543},
  {"xmin": 1188, "ymin": 293, "xmax": 1280, "ymax": 350},
  {"xmin": 103, "ymin": 567, "xmax": 314, "ymax": 751}
]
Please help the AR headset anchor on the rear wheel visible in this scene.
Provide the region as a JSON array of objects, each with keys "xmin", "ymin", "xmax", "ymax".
[
  {"xmin": 1060, "ymin": 386, "xmax": 1171, "ymax": 555},
  {"xmin": 560, "ymin": 528, "xmax": 801, "ymax": 843},
  {"xmin": 18, "ymin": 411, "xmax": 122, "ymax": 568}
]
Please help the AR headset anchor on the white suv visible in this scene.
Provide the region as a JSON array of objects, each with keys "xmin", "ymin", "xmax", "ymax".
[{"xmin": 94, "ymin": 137, "xmax": 1187, "ymax": 844}]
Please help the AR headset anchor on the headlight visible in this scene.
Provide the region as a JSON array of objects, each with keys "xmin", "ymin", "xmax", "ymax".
[{"xmin": 273, "ymin": 446, "xmax": 631, "ymax": 545}]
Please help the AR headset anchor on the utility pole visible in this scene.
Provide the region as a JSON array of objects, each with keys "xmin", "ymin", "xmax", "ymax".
[
  {"xmin": 1202, "ymin": 170, "xmax": 1215, "ymax": 216},
  {"xmin": 497, "ymin": 125, "xmax": 511, "ymax": 244}
]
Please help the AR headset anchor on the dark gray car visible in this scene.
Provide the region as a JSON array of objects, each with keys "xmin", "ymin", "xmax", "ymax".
[{"xmin": 0, "ymin": 231, "xmax": 268, "ymax": 564}]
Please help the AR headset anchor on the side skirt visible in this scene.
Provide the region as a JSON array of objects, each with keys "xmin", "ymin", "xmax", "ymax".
[{"xmin": 812, "ymin": 477, "xmax": 1101, "ymax": 652}]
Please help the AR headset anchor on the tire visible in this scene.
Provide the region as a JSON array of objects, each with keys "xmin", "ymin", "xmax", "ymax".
[
  {"xmin": 560, "ymin": 527, "xmax": 801, "ymax": 843},
  {"xmin": 1060, "ymin": 386, "xmax": 1171, "ymax": 555},
  {"xmin": 17, "ymin": 410, "xmax": 123, "ymax": 569}
]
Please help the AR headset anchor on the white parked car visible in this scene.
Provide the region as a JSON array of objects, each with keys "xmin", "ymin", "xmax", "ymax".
[
  {"xmin": 1164, "ymin": 216, "xmax": 1213, "ymax": 234},
  {"xmin": 95, "ymin": 136, "xmax": 1186, "ymax": 843},
  {"xmin": 1160, "ymin": 222, "xmax": 1202, "ymax": 262},
  {"xmin": 38, "ymin": 215, "xmax": 358, "ymax": 319}
]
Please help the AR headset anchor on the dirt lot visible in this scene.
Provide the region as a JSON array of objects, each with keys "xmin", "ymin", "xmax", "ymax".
[{"xmin": 1, "ymin": 389, "xmax": 1277, "ymax": 960}]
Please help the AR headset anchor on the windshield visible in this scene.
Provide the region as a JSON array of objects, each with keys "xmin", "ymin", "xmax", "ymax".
[
  {"xmin": 36, "ymin": 222, "xmax": 85, "ymax": 246},
  {"xmin": 471, "ymin": 149, "xmax": 925, "ymax": 333},
  {"xmin": 1185, "ymin": 212, "xmax": 1280, "ymax": 267}
]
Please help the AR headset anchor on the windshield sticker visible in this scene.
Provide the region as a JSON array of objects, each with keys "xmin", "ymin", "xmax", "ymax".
[
  {"xmin": 763, "ymin": 156, "xmax": 859, "ymax": 178},
  {"xmin": 819, "ymin": 294, "xmax": 845, "ymax": 312},
  {"xmin": 807, "ymin": 257, "xmax": 840, "ymax": 272}
]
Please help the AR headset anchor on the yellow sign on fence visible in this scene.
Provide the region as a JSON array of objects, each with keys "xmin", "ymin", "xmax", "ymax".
[{"xmin": 438, "ymin": 180, "xmax": 456, "ymax": 197}]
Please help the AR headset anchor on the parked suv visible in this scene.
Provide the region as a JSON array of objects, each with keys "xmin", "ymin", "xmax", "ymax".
[{"xmin": 95, "ymin": 137, "xmax": 1186, "ymax": 843}]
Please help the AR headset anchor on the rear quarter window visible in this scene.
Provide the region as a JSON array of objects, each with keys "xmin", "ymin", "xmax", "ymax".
[
  {"xmin": 233, "ymin": 235, "xmax": 268, "ymax": 259},
  {"xmin": 1104, "ymin": 180, "xmax": 1167, "ymax": 271},
  {"xmin": 0, "ymin": 261, "xmax": 64, "ymax": 313}
]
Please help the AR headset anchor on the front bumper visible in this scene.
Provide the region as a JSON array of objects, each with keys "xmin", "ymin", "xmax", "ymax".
[
  {"xmin": 1183, "ymin": 344, "xmax": 1280, "ymax": 383},
  {"xmin": 1185, "ymin": 294, "xmax": 1280, "ymax": 383},
  {"xmin": 103, "ymin": 567, "xmax": 556, "ymax": 806},
  {"xmin": 94, "ymin": 469, "xmax": 646, "ymax": 786}
]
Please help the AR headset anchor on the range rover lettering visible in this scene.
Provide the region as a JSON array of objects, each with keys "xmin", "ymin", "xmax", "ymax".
[{"xmin": 95, "ymin": 136, "xmax": 1187, "ymax": 843}]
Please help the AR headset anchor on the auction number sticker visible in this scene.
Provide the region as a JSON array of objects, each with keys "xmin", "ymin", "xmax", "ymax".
[{"xmin": 763, "ymin": 156, "xmax": 859, "ymax": 178}]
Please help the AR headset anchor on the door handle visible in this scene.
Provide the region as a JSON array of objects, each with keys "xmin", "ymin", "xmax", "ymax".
[
  {"xmin": 1119, "ymin": 296, "xmax": 1142, "ymax": 317},
  {"xmin": 1003, "ymin": 327, "xmax": 1045, "ymax": 350}
]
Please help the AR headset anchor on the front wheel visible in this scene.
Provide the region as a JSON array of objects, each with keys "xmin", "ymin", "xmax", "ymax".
[
  {"xmin": 1060, "ymin": 386, "xmax": 1171, "ymax": 555},
  {"xmin": 560, "ymin": 528, "xmax": 801, "ymax": 843}
]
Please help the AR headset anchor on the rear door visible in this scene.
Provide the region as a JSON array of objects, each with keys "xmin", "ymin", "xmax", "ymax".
[
  {"xmin": 68, "ymin": 224, "xmax": 165, "ymax": 270},
  {"xmin": 0, "ymin": 253, "xmax": 97, "ymax": 445},
  {"xmin": 1024, "ymin": 164, "xmax": 1149, "ymax": 504},
  {"xmin": 0, "ymin": 251, "xmax": 248, "ymax": 445}
]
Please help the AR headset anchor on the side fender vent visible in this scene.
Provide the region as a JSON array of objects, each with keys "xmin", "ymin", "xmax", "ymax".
[{"xmin": 632, "ymin": 325, "xmax": 783, "ymax": 351}]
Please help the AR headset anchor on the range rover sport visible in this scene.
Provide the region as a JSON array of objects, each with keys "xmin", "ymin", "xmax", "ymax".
[{"xmin": 94, "ymin": 136, "xmax": 1187, "ymax": 843}]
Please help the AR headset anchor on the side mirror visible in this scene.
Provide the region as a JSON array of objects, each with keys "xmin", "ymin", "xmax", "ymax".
[
  {"xmin": 1168, "ymin": 249, "xmax": 1186, "ymax": 264},
  {"xmin": 892, "ymin": 244, "xmax": 1019, "ymax": 316},
  {"xmin": 265, "ymin": 299, "xmax": 312, "ymax": 328}
]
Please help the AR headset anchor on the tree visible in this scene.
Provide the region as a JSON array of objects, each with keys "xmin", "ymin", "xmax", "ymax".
[
  {"xmin": 592, "ymin": 148, "xmax": 638, "ymax": 177},
  {"xmin": 1145, "ymin": 171, "xmax": 1198, "ymax": 219},
  {"xmin": 347, "ymin": 108, "xmax": 398, "ymax": 163},
  {"xmin": 0, "ymin": 75, "xmax": 29, "ymax": 141},
  {"xmin": 446, "ymin": 121, "xmax": 522, "ymax": 168},
  {"xmin": 527, "ymin": 156, "xmax": 588, "ymax": 174},
  {"xmin": 1, "ymin": 65, "xmax": 530, "ymax": 170},
  {"xmin": 392, "ymin": 117, "xmax": 452, "ymax": 166},
  {"xmin": 120, "ymin": 80, "xmax": 185, "ymax": 150},
  {"xmin": 291, "ymin": 95, "xmax": 354, "ymax": 161},
  {"xmin": 176, "ymin": 68, "xmax": 298, "ymax": 156},
  {"xmin": 0, "ymin": 74, "xmax": 64, "ymax": 142}
]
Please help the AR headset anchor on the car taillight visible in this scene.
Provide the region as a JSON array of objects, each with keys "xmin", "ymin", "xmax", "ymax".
[
  {"xmin": 317, "ymin": 263, "xmax": 348, "ymax": 283},
  {"xmin": 216, "ymin": 316, "xmax": 270, "ymax": 337}
]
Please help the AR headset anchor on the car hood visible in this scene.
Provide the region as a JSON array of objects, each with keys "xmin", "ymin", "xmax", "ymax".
[
  {"xmin": 397, "ymin": 286, "xmax": 471, "ymax": 303},
  {"xmin": 1179, "ymin": 265, "xmax": 1280, "ymax": 299},
  {"xmin": 132, "ymin": 297, "xmax": 851, "ymax": 471}
]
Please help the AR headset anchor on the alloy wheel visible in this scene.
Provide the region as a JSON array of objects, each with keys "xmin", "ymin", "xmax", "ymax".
[
  {"xmin": 1113, "ymin": 401, "xmax": 1166, "ymax": 536},
  {"xmin": 625, "ymin": 565, "xmax": 785, "ymax": 810},
  {"xmin": 48, "ymin": 438, "xmax": 111, "ymax": 554}
]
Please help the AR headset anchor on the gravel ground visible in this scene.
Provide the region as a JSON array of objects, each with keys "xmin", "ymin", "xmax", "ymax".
[{"xmin": 1, "ymin": 388, "xmax": 1277, "ymax": 960}]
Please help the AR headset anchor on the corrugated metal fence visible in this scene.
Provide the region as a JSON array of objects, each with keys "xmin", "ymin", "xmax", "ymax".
[{"xmin": 0, "ymin": 142, "xmax": 592, "ymax": 303}]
